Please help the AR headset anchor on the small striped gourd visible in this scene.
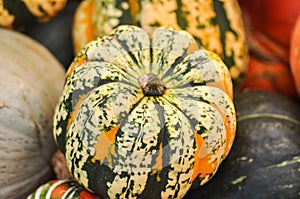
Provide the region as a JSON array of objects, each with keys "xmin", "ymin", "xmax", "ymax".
[
  {"xmin": 72, "ymin": 0, "xmax": 248, "ymax": 88},
  {"xmin": 54, "ymin": 25, "xmax": 236, "ymax": 198},
  {"xmin": 27, "ymin": 180, "xmax": 99, "ymax": 199},
  {"xmin": 0, "ymin": 0, "xmax": 67, "ymax": 28}
]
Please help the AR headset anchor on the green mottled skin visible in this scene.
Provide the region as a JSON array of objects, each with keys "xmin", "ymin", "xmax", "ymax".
[{"xmin": 54, "ymin": 26, "xmax": 236, "ymax": 199}]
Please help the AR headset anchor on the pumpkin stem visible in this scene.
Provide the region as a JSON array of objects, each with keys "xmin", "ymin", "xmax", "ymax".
[{"xmin": 138, "ymin": 73, "xmax": 166, "ymax": 96}]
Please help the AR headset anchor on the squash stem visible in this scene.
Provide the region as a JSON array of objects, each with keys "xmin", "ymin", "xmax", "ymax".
[{"xmin": 138, "ymin": 73, "xmax": 166, "ymax": 96}]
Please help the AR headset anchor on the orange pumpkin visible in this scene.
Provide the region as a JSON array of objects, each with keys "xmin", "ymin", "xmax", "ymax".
[{"xmin": 290, "ymin": 15, "xmax": 300, "ymax": 96}]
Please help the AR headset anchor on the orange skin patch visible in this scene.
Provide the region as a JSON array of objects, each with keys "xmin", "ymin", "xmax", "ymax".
[
  {"xmin": 93, "ymin": 126, "xmax": 120, "ymax": 163},
  {"xmin": 191, "ymin": 132, "xmax": 214, "ymax": 182},
  {"xmin": 128, "ymin": 0, "xmax": 139, "ymax": 24},
  {"xmin": 73, "ymin": 0, "xmax": 96, "ymax": 55},
  {"xmin": 51, "ymin": 183, "xmax": 69, "ymax": 198},
  {"xmin": 223, "ymin": 114, "xmax": 235, "ymax": 158},
  {"xmin": 67, "ymin": 53, "xmax": 87, "ymax": 78},
  {"xmin": 79, "ymin": 190, "xmax": 99, "ymax": 199},
  {"xmin": 66, "ymin": 92, "xmax": 90, "ymax": 131}
]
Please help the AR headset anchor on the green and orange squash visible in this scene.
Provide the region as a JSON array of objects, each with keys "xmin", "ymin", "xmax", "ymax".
[
  {"xmin": 54, "ymin": 25, "xmax": 236, "ymax": 198},
  {"xmin": 72, "ymin": 0, "xmax": 248, "ymax": 88},
  {"xmin": 0, "ymin": 0, "xmax": 67, "ymax": 28}
]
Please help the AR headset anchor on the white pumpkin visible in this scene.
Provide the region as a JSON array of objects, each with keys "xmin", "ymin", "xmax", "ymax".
[{"xmin": 0, "ymin": 28, "xmax": 65, "ymax": 198}]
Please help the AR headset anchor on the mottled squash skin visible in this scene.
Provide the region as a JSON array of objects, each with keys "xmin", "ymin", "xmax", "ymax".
[
  {"xmin": 72, "ymin": 0, "xmax": 248, "ymax": 89},
  {"xmin": 0, "ymin": 0, "xmax": 67, "ymax": 28},
  {"xmin": 54, "ymin": 25, "xmax": 236, "ymax": 198}
]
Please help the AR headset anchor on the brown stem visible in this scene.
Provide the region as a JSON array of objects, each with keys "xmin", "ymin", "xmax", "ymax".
[{"xmin": 138, "ymin": 73, "xmax": 166, "ymax": 96}]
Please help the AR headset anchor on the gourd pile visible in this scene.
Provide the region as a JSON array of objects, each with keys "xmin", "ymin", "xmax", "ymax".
[{"xmin": 0, "ymin": 1, "xmax": 299, "ymax": 199}]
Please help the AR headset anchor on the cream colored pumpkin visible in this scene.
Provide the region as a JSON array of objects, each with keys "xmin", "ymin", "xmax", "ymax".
[{"xmin": 0, "ymin": 28, "xmax": 65, "ymax": 199}]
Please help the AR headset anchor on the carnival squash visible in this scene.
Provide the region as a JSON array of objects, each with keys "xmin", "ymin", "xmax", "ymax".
[
  {"xmin": 185, "ymin": 90, "xmax": 300, "ymax": 198},
  {"xmin": 54, "ymin": 25, "xmax": 236, "ymax": 198},
  {"xmin": 27, "ymin": 180, "xmax": 99, "ymax": 199},
  {"xmin": 72, "ymin": 0, "xmax": 248, "ymax": 88},
  {"xmin": 0, "ymin": 28, "xmax": 65, "ymax": 198},
  {"xmin": 0, "ymin": 0, "xmax": 67, "ymax": 28}
]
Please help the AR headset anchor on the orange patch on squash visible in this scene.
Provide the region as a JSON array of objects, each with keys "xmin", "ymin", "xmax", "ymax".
[
  {"xmin": 223, "ymin": 114, "xmax": 235, "ymax": 158},
  {"xmin": 50, "ymin": 183, "xmax": 69, "ymax": 198},
  {"xmin": 66, "ymin": 92, "xmax": 90, "ymax": 131},
  {"xmin": 81, "ymin": 0, "xmax": 96, "ymax": 42},
  {"xmin": 73, "ymin": 0, "xmax": 96, "ymax": 54},
  {"xmin": 152, "ymin": 143, "xmax": 163, "ymax": 171},
  {"xmin": 191, "ymin": 132, "xmax": 214, "ymax": 182},
  {"xmin": 151, "ymin": 143, "xmax": 163, "ymax": 182},
  {"xmin": 128, "ymin": 0, "xmax": 140, "ymax": 24},
  {"xmin": 93, "ymin": 126, "xmax": 120, "ymax": 163},
  {"xmin": 79, "ymin": 189, "xmax": 98, "ymax": 199},
  {"xmin": 67, "ymin": 54, "xmax": 88, "ymax": 78}
]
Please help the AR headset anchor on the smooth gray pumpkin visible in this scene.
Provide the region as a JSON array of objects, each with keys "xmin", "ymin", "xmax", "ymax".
[
  {"xmin": 0, "ymin": 28, "xmax": 65, "ymax": 199},
  {"xmin": 185, "ymin": 90, "xmax": 300, "ymax": 199}
]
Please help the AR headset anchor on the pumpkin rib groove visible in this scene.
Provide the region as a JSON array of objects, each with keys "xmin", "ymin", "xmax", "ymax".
[
  {"xmin": 161, "ymin": 56, "xmax": 185, "ymax": 81},
  {"xmin": 159, "ymin": 95, "xmax": 208, "ymax": 136},
  {"xmin": 237, "ymin": 113, "xmax": 300, "ymax": 126},
  {"xmin": 113, "ymin": 36, "xmax": 144, "ymax": 70},
  {"xmin": 55, "ymin": 60, "xmax": 141, "ymax": 150},
  {"xmin": 213, "ymin": 0, "xmax": 234, "ymax": 64},
  {"xmin": 175, "ymin": 0, "xmax": 188, "ymax": 30}
]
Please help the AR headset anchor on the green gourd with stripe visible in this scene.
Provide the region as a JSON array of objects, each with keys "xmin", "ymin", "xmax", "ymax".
[
  {"xmin": 54, "ymin": 25, "xmax": 236, "ymax": 198},
  {"xmin": 73, "ymin": 0, "xmax": 248, "ymax": 89}
]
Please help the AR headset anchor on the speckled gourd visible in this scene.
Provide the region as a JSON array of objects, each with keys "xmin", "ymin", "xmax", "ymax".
[
  {"xmin": 72, "ymin": 0, "xmax": 248, "ymax": 88},
  {"xmin": 54, "ymin": 25, "xmax": 236, "ymax": 198}
]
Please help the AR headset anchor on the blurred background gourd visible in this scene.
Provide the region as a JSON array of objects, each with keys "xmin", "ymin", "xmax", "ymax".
[
  {"xmin": 0, "ymin": 28, "xmax": 65, "ymax": 199},
  {"xmin": 72, "ymin": 0, "xmax": 248, "ymax": 89},
  {"xmin": 0, "ymin": 0, "xmax": 67, "ymax": 28}
]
